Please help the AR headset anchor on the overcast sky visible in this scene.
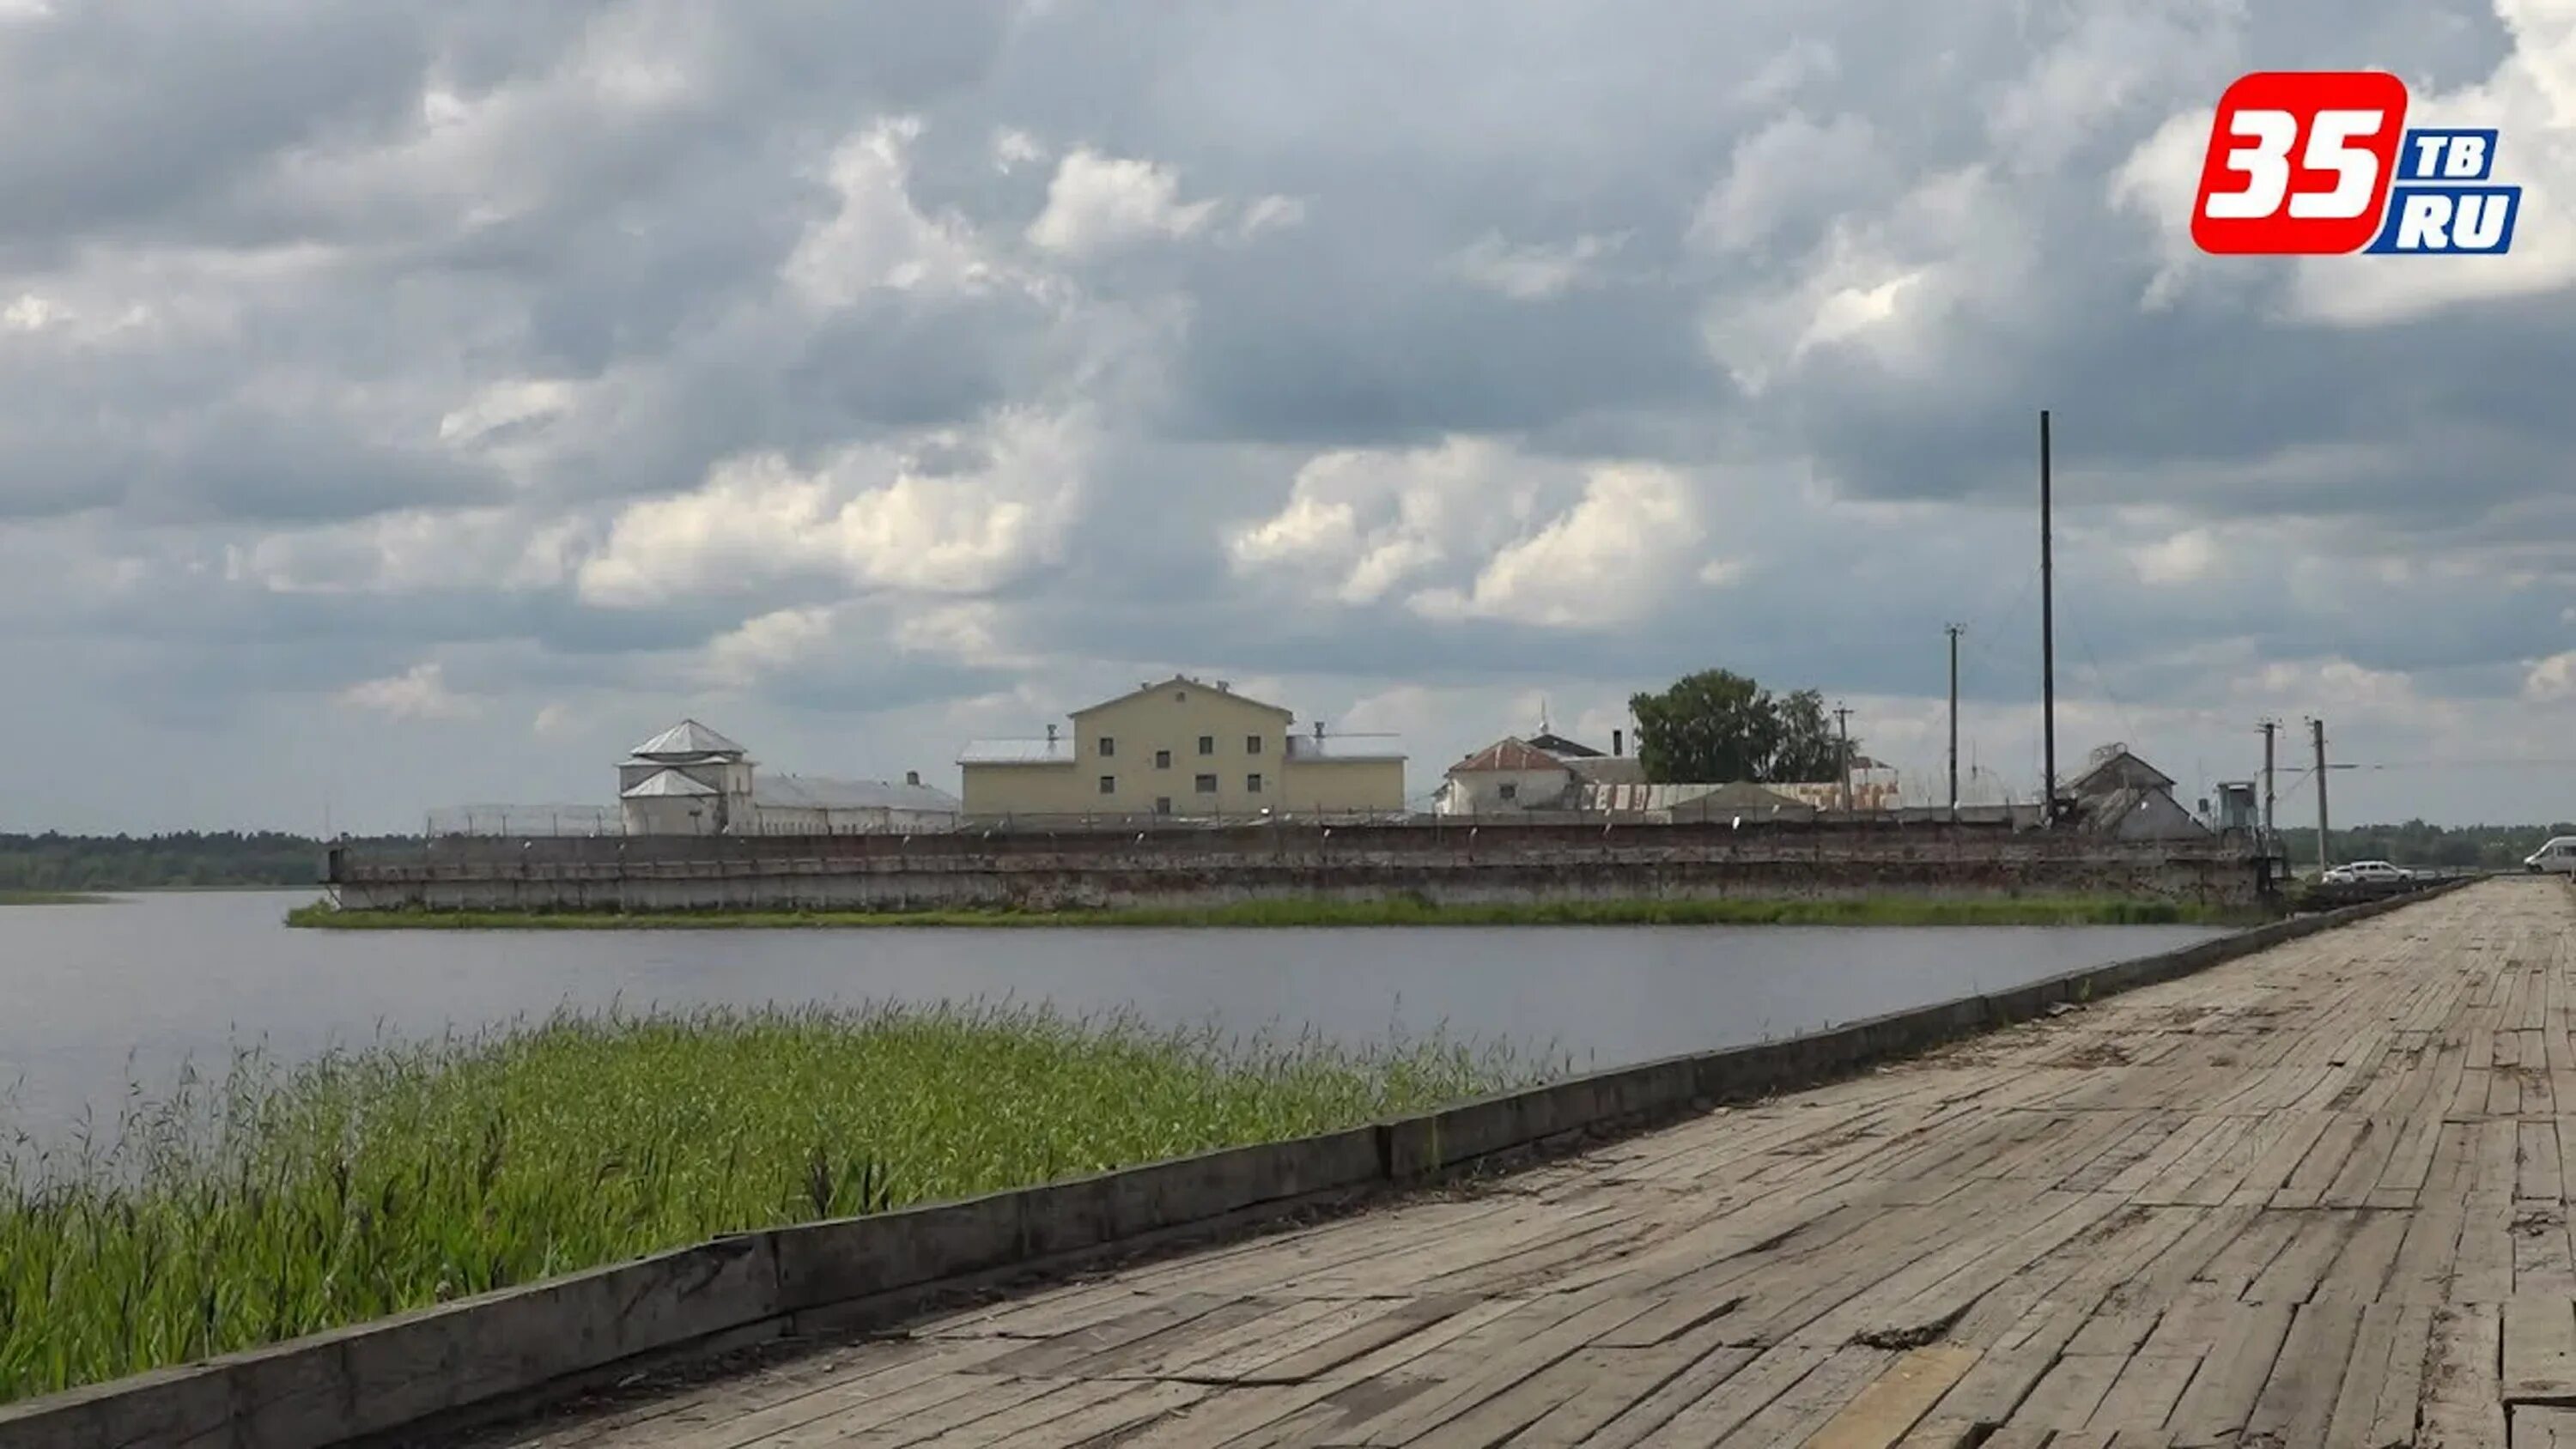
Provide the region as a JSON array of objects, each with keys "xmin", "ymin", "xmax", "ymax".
[{"xmin": 5, "ymin": 0, "xmax": 2574, "ymax": 834}]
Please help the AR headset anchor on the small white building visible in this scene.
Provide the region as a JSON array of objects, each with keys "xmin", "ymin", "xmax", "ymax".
[{"xmin": 616, "ymin": 719, "xmax": 961, "ymax": 836}]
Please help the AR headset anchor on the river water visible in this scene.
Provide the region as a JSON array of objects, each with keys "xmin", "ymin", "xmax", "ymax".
[{"xmin": 1, "ymin": 891, "xmax": 2230, "ymax": 1142}]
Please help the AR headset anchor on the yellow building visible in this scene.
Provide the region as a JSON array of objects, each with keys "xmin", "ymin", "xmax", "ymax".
[{"xmin": 957, "ymin": 676, "xmax": 1407, "ymax": 821}]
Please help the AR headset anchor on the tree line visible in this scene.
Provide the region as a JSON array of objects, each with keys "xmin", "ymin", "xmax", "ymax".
[
  {"xmin": 2277, "ymin": 822, "xmax": 2576, "ymax": 871},
  {"xmin": 0, "ymin": 832, "xmax": 335, "ymax": 890}
]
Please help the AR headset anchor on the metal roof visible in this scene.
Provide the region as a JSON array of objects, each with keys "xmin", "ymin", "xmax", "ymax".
[
  {"xmin": 957, "ymin": 737, "xmax": 1075, "ymax": 765},
  {"xmin": 620, "ymin": 768, "xmax": 718, "ymax": 799},
  {"xmin": 756, "ymin": 774, "xmax": 962, "ymax": 812},
  {"xmin": 630, "ymin": 718, "xmax": 747, "ymax": 759},
  {"xmin": 1446, "ymin": 737, "xmax": 1569, "ymax": 773},
  {"xmin": 1068, "ymin": 676, "xmax": 1294, "ymax": 720}
]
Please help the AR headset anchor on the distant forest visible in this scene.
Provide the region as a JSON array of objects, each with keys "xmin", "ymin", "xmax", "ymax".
[
  {"xmin": 0, "ymin": 832, "xmax": 337, "ymax": 890},
  {"xmin": 2277, "ymin": 822, "xmax": 2576, "ymax": 871}
]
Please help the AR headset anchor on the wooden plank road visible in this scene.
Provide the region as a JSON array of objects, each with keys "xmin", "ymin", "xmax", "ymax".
[{"xmin": 469, "ymin": 880, "xmax": 2567, "ymax": 1448}]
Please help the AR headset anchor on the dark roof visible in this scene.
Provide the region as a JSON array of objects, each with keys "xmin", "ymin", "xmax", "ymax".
[
  {"xmin": 2067, "ymin": 745, "xmax": 2176, "ymax": 797},
  {"xmin": 1527, "ymin": 730, "xmax": 1605, "ymax": 759}
]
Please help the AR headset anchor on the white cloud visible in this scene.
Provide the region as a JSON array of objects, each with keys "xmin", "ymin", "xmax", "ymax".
[
  {"xmin": 578, "ymin": 408, "xmax": 1092, "ymax": 606},
  {"xmin": 1702, "ymin": 166, "xmax": 1996, "ymax": 392},
  {"xmin": 1410, "ymin": 464, "xmax": 1704, "ymax": 628},
  {"xmin": 1026, "ymin": 149, "xmax": 1219, "ymax": 257},
  {"xmin": 1231, "ymin": 194, "xmax": 1309, "ymax": 240},
  {"xmin": 991, "ymin": 128, "xmax": 1046, "ymax": 173},
  {"xmin": 337, "ymin": 663, "xmax": 478, "ymax": 721},
  {"xmin": 2131, "ymin": 528, "xmax": 2221, "ymax": 585},
  {"xmin": 1226, "ymin": 436, "xmax": 1533, "ymax": 606},
  {"xmin": 532, "ymin": 702, "xmax": 578, "ymax": 738},
  {"xmin": 1690, "ymin": 112, "xmax": 1884, "ymax": 255},
  {"xmin": 702, "ymin": 604, "xmax": 838, "ymax": 688},
  {"xmin": 781, "ymin": 118, "xmax": 995, "ymax": 306},
  {"xmin": 1449, "ymin": 231, "xmax": 1627, "ymax": 300},
  {"xmin": 2529, "ymin": 651, "xmax": 2576, "ymax": 700}
]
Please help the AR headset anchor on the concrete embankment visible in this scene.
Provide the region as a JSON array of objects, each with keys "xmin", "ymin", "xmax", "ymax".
[
  {"xmin": 0, "ymin": 878, "xmax": 2452, "ymax": 1449},
  {"xmin": 324, "ymin": 820, "xmax": 2273, "ymax": 914}
]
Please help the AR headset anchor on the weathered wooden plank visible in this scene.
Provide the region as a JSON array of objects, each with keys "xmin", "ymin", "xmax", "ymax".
[
  {"xmin": 2163, "ymin": 1301, "xmax": 2293, "ymax": 1448},
  {"xmin": 2506, "ymin": 1295, "xmax": 2576, "ymax": 1403},
  {"xmin": 2419, "ymin": 1304, "xmax": 2506, "ymax": 1448},
  {"xmin": 1799, "ymin": 1345, "xmax": 1982, "ymax": 1449},
  {"xmin": 2240, "ymin": 1300, "xmax": 2365, "ymax": 1447}
]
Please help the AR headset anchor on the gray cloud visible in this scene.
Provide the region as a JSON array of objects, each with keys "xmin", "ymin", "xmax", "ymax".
[{"xmin": 1, "ymin": 0, "xmax": 2572, "ymax": 832}]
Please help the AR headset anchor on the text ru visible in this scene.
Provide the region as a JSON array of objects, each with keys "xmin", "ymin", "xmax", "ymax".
[{"xmin": 2366, "ymin": 185, "xmax": 2522, "ymax": 254}]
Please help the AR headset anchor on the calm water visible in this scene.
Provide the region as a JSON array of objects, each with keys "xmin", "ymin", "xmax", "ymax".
[{"xmin": 0, "ymin": 891, "xmax": 2231, "ymax": 1140}]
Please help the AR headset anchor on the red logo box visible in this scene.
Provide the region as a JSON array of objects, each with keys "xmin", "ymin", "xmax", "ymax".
[{"xmin": 2192, "ymin": 71, "xmax": 2411, "ymax": 255}]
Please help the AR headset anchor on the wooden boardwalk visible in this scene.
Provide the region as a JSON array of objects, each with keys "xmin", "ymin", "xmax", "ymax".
[{"xmin": 478, "ymin": 880, "xmax": 2566, "ymax": 1448}]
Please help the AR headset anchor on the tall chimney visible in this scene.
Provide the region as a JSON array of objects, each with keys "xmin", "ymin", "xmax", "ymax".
[
  {"xmin": 1613, "ymin": 728, "xmax": 1624, "ymax": 756},
  {"xmin": 1045, "ymin": 723, "xmax": 1058, "ymax": 745}
]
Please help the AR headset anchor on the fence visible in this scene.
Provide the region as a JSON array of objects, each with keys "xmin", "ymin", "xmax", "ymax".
[{"xmin": 424, "ymin": 805, "xmax": 624, "ymax": 838}]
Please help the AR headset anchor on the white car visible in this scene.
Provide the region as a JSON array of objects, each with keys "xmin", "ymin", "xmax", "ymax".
[
  {"xmin": 2322, "ymin": 859, "xmax": 2413, "ymax": 885},
  {"xmin": 2527, "ymin": 837, "xmax": 2576, "ymax": 874}
]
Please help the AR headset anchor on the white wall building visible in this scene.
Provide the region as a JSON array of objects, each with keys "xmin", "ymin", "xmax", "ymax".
[{"xmin": 616, "ymin": 719, "xmax": 961, "ymax": 836}]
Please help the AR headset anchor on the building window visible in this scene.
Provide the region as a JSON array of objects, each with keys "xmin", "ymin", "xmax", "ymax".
[
  {"xmin": 1099, "ymin": 736, "xmax": 1115, "ymax": 758},
  {"xmin": 1155, "ymin": 749, "xmax": 1171, "ymax": 768},
  {"xmin": 1246, "ymin": 735, "xmax": 1263, "ymax": 755},
  {"xmin": 1155, "ymin": 797, "xmax": 1172, "ymax": 815},
  {"xmin": 1099, "ymin": 775, "xmax": 1115, "ymax": 794},
  {"xmin": 1198, "ymin": 735, "xmax": 1214, "ymax": 755},
  {"xmin": 1247, "ymin": 773, "xmax": 1263, "ymax": 793},
  {"xmin": 1194, "ymin": 773, "xmax": 1218, "ymax": 793},
  {"xmin": 1499, "ymin": 782, "xmax": 1518, "ymax": 802}
]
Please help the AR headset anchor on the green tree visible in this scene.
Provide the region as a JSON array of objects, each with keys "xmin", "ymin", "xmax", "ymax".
[{"xmin": 1628, "ymin": 670, "xmax": 1853, "ymax": 784}]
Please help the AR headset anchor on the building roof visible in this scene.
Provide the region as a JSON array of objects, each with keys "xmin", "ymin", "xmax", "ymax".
[
  {"xmin": 2076, "ymin": 783, "xmax": 2207, "ymax": 836},
  {"xmin": 620, "ymin": 752, "xmax": 738, "ymax": 770},
  {"xmin": 2068, "ymin": 743, "xmax": 2176, "ymax": 797},
  {"xmin": 1448, "ymin": 737, "xmax": 1574, "ymax": 775},
  {"xmin": 1527, "ymin": 729, "xmax": 1605, "ymax": 760},
  {"xmin": 756, "ymin": 773, "xmax": 962, "ymax": 812},
  {"xmin": 1682, "ymin": 781, "xmax": 1818, "ymax": 814},
  {"xmin": 1285, "ymin": 732, "xmax": 1406, "ymax": 762},
  {"xmin": 1566, "ymin": 755, "xmax": 1646, "ymax": 785},
  {"xmin": 1068, "ymin": 675, "xmax": 1294, "ymax": 721},
  {"xmin": 620, "ymin": 768, "xmax": 719, "ymax": 799},
  {"xmin": 630, "ymin": 718, "xmax": 747, "ymax": 760},
  {"xmin": 957, "ymin": 737, "xmax": 1075, "ymax": 765}
]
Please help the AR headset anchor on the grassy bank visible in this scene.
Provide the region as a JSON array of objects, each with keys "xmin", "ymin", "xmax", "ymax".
[
  {"xmin": 0, "ymin": 1003, "xmax": 1556, "ymax": 1405},
  {"xmin": 0, "ymin": 889, "xmax": 111, "ymax": 905},
  {"xmin": 286, "ymin": 894, "xmax": 2257, "ymax": 931}
]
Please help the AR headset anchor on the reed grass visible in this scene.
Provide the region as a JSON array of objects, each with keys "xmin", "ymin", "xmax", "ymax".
[
  {"xmin": 0, "ymin": 1002, "xmax": 1558, "ymax": 1405},
  {"xmin": 287, "ymin": 894, "xmax": 2255, "ymax": 931},
  {"xmin": 0, "ymin": 889, "xmax": 110, "ymax": 905}
]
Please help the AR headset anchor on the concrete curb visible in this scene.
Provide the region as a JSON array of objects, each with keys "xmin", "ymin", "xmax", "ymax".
[{"xmin": 0, "ymin": 880, "xmax": 2468, "ymax": 1449}]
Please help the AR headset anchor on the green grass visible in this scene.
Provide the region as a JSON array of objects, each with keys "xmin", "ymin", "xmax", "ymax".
[
  {"xmin": 286, "ymin": 894, "xmax": 2258, "ymax": 931},
  {"xmin": 0, "ymin": 889, "xmax": 111, "ymax": 906},
  {"xmin": 0, "ymin": 1002, "xmax": 1559, "ymax": 1405}
]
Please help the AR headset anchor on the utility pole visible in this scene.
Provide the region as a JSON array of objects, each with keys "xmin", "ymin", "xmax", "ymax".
[
  {"xmin": 1946, "ymin": 624, "xmax": 1965, "ymax": 821},
  {"xmin": 2039, "ymin": 409, "xmax": 2057, "ymax": 828},
  {"xmin": 1833, "ymin": 703, "xmax": 1855, "ymax": 814},
  {"xmin": 2311, "ymin": 717, "xmax": 2330, "ymax": 876},
  {"xmin": 2258, "ymin": 719, "xmax": 2277, "ymax": 836}
]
